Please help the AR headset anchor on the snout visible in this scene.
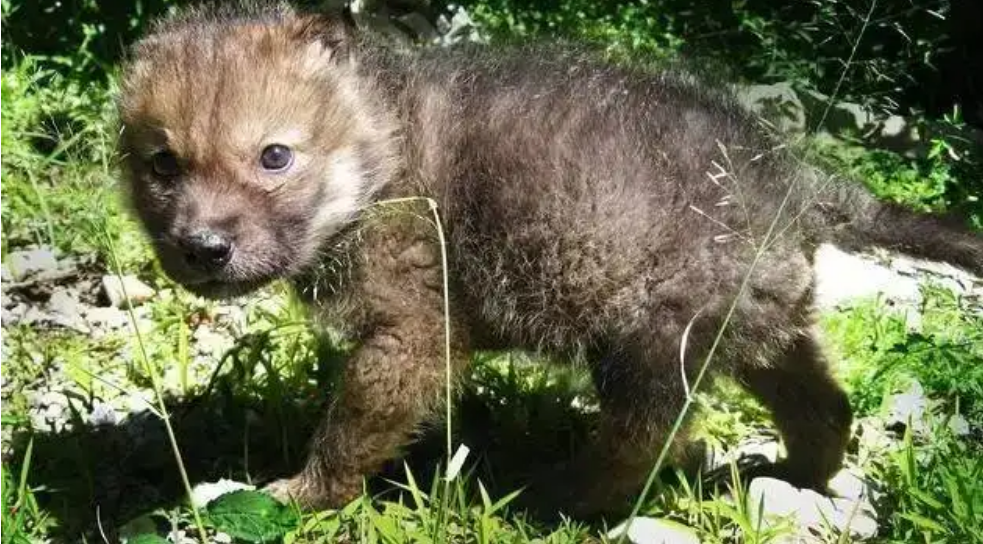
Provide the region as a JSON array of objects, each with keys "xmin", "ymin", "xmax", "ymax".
[{"xmin": 178, "ymin": 229, "xmax": 235, "ymax": 273}]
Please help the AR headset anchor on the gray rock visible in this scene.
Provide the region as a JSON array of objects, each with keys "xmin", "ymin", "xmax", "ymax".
[
  {"xmin": 38, "ymin": 390, "xmax": 68, "ymax": 409},
  {"xmin": 47, "ymin": 288, "xmax": 90, "ymax": 333},
  {"xmin": 214, "ymin": 305, "xmax": 247, "ymax": 334},
  {"xmin": 748, "ymin": 477, "xmax": 878, "ymax": 541},
  {"xmin": 4, "ymin": 247, "xmax": 59, "ymax": 281},
  {"xmin": 2, "ymin": 303, "xmax": 29, "ymax": 325},
  {"xmin": 855, "ymin": 416, "xmax": 900, "ymax": 455},
  {"xmin": 702, "ymin": 435, "xmax": 781, "ymax": 476},
  {"xmin": 813, "ymin": 244, "xmax": 922, "ymax": 310},
  {"xmin": 737, "ymin": 82, "xmax": 806, "ymax": 134},
  {"xmin": 607, "ymin": 517, "xmax": 700, "ymax": 544},
  {"xmin": 89, "ymin": 401, "xmax": 120, "ymax": 426},
  {"xmin": 436, "ymin": 5, "xmax": 485, "ymax": 45},
  {"xmin": 883, "ymin": 380, "xmax": 929, "ymax": 434},
  {"xmin": 85, "ymin": 306, "xmax": 130, "ymax": 331},
  {"xmin": 19, "ymin": 306, "xmax": 46, "ymax": 326},
  {"xmin": 101, "ymin": 274, "xmax": 156, "ymax": 308}
]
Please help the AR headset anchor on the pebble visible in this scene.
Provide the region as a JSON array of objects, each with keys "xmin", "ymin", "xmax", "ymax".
[
  {"xmin": 88, "ymin": 401, "xmax": 120, "ymax": 426},
  {"xmin": 101, "ymin": 274, "xmax": 156, "ymax": 307}
]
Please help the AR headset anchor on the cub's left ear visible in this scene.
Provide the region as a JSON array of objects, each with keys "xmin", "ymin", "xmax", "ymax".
[{"xmin": 292, "ymin": 7, "xmax": 357, "ymax": 63}]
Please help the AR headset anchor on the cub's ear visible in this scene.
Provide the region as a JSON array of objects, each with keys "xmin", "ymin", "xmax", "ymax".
[{"xmin": 291, "ymin": 7, "xmax": 357, "ymax": 63}]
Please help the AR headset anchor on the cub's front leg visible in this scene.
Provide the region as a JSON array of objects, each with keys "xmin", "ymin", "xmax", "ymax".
[{"xmin": 267, "ymin": 230, "xmax": 464, "ymax": 509}]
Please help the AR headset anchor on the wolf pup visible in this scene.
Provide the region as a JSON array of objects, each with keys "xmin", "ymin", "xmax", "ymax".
[{"xmin": 117, "ymin": 1, "xmax": 982, "ymax": 517}]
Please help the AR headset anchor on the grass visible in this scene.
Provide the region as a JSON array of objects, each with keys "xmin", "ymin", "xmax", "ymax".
[{"xmin": 3, "ymin": 1, "xmax": 983, "ymax": 543}]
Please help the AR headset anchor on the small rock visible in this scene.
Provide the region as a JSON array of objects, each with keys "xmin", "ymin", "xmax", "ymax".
[
  {"xmin": 85, "ymin": 306, "xmax": 130, "ymax": 330},
  {"xmin": 193, "ymin": 326, "xmax": 233, "ymax": 357},
  {"xmin": 737, "ymin": 82, "xmax": 806, "ymax": 134},
  {"xmin": 748, "ymin": 477, "xmax": 801, "ymax": 519},
  {"xmin": 607, "ymin": 517, "xmax": 700, "ymax": 544},
  {"xmin": 190, "ymin": 479, "xmax": 256, "ymax": 508},
  {"xmin": 948, "ymin": 414, "xmax": 970, "ymax": 437},
  {"xmin": 734, "ymin": 438, "xmax": 781, "ymax": 464},
  {"xmin": 126, "ymin": 391, "xmax": 157, "ymax": 414},
  {"xmin": 20, "ymin": 306, "xmax": 46, "ymax": 326},
  {"xmin": 214, "ymin": 305, "xmax": 247, "ymax": 333},
  {"xmin": 38, "ymin": 390, "xmax": 68, "ymax": 409},
  {"xmin": 1, "ymin": 303, "xmax": 28, "ymax": 325},
  {"xmin": 4, "ymin": 247, "xmax": 59, "ymax": 281},
  {"xmin": 436, "ymin": 5, "xmax": 485, "ymax": 45},
  {"xmin": 855, "ymin": 416, "xmax": 900, "ymax": 455},
  {"xmin": 89, "ymin": 401, "xmax": 119, "ymax": 426},
  {"xmin": 213, "ymin": 532, "xmax": 233, "ymax": 544},
  {"xmin": 101, "ymin": 275, "xmax": 156, "ymax": 307},
  {"xmin": 45, "ymin": 288, "xmax": 90, "ymax": 333},
  {"xmin": 884, "ymin": 380, "xmax": 929, "ymax": 434}
]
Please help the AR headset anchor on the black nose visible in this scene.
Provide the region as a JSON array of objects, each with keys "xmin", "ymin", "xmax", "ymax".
[{"xmin": 179, "ymin": 229, "xmax": 234, "ymax": 271}]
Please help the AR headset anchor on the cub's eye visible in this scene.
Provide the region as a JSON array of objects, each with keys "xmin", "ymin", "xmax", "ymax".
[
  {"xmin": 260, "ymin": 144, "xmax": 293, "ymax": 172},
  {"xmin": 151, "ymin": 150, "xmax": 181, "ymax": 178}
]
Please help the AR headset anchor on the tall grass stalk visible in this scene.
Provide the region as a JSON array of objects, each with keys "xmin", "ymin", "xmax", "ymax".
[{"xmin": 102, "ymin": 230, "xmax": 209, "ymax": 542}]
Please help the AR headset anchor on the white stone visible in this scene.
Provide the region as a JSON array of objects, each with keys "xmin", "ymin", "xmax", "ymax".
[
  {"xmin": 190, "ymin": 479, "xmax": 256, "ymax": 508},
  {"xmin": 813, "ymin": 244, "xmax": 922, "ymax": 310},
  {"xmin": 748, "ymin": 477, "xmax": 801, "ymax": 520},
  {"xmin": 828, "ymin": 469, "xmax": 866, "ymax": 501},
  {"xmin": 748, "ymin": 477, "xmax": 878, "ymax": 541},
  {"xmin": 85, "ymin": 306, "xmax": 130, "ymax": 330},
  {"xmin": 884, "ymin": 380, "xmax": 929, "ymax": 433},
  {"xmin": 607, "ymin": 517, "xmax": 700, "ymax": 544},
  {"xmin": 4, "ymin": 248, "xmax": 59, "ymax": 281},
  {"xmin": 101, "ymin": 274, "xmax": 156, "ymax": 307}
]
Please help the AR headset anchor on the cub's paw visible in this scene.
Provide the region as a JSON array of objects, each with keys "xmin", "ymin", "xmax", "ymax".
[{"xmin": 262, "ymin": 473, "xmax": 361, "ymax": 511}]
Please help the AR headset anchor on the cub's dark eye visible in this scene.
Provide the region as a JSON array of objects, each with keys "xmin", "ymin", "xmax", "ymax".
[
  {"xmin": 150, "ymin": 150, "xmax": 180, "ymax": 178},
  {"xmin": 260, "ymin": 144, "xmax": 293, "ymax": 172}
]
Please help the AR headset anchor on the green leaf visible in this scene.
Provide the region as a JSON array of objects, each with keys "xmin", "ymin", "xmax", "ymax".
[
  {"xmin": 206, "ymin": 490, "xmax": 300, "ymax": 543},
  {"xmin": 899, "ymin": 512, "xmax": 946, "ymax": 533}
]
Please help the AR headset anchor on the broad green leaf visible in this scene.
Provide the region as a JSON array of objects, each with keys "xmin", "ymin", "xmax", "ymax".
[{"xmin": 206, "ymin": 490, "xmax": 300, "ymax": 543}]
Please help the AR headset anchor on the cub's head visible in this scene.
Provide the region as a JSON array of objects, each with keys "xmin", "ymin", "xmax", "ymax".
[{"xmin": 117, "ymin": 3, "xmax": 395, "ymax": 298}]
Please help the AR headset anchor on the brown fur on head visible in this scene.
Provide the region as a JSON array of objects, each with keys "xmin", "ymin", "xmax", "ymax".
[{"xmin": 117, "ymin": 3, "xmax": 397, "ymax": 298}]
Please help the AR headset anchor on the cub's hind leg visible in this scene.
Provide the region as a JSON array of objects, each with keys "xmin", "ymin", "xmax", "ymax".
[
  {"xmin": 527, "ymin": 337, "xmax": 693, "ymax": 519},
  {"xmin": 738, "ymin": 332, "xmax": 853, "ymax": 489}
]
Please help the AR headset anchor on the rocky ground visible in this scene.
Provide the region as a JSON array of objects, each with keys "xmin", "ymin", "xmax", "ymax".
[{"xmin": 2, "ymin": 242, "xmax": 979, "ymax": 543}]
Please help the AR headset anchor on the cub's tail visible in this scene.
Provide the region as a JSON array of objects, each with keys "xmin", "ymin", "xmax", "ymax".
[{"xmin": 801, "ymin": 171, "xmax": 983, "ymax": 276}]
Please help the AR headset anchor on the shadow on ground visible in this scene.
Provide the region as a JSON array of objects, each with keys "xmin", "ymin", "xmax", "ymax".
[{"xmin": 8, "ymin": 342, "xmax": 607, "ymax": 541}]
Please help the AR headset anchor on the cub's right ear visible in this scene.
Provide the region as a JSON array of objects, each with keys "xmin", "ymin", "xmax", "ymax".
[{"xmin": 292, "ymin": 7, "xmax": 357, "ymax": 64}]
